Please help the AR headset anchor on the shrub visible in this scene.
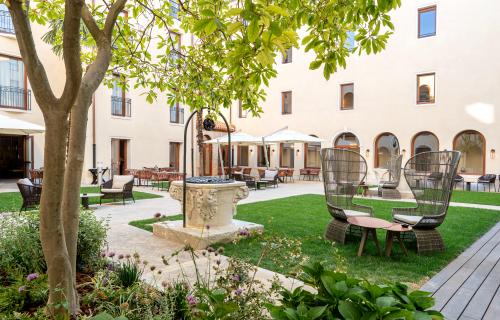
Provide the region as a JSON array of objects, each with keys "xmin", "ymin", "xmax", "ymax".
[
  {"xmin": 0, "ymin": 273, "xmax": 48, "ymax": 314},
  {"xmin": 0, "ymin": 210, "xmax": 108, "ymax": 275},
  {"xmin": 116, "ymin": 259, "xmax": 143, "ymax": 288},
  {"xmin": 266, "ymin": 261, "xmax": 444, "ymax": 320}
]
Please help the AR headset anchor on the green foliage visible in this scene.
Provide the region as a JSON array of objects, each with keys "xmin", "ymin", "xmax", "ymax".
[
  {"xmin": 0, "ymin": 210, "xmax": 108, "ymax": 275},
  {"xmin": 267, "ymin": 261, "xmax": 443, "ymax": 320},
  {"xmin": 116, "ymin": 259, "xmax": 143, "ymax": 288},
  {"xmin": 0, "ymin": 273, "xmax": 48, "ymax": 314}
]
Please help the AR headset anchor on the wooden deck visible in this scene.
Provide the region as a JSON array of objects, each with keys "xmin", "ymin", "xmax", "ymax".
[{"xmin": 421, "ymin": 222, "xmax": 500, "ymax": 320}]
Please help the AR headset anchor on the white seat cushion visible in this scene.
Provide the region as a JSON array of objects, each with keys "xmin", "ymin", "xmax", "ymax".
[
  {"xmin": 111, "ymin": 175, "xmax": 134, "ymax": 189},
  {"xmin": 101, "ymin": 188, "xmax": 123, "ymax": 193},
  {"xmin": 18, "ymin": 178, "xmax": 33, "ymax": 186},
  {"xmin": 344, "ymin": 210, "xmax": 371, "ymax": 217},
  {"xmin": 264, "ymin": 170, "xmax": 277, "ymax": 179},
  {"xmin": 394, "ymin": 214, "xmax": 422, "ymax": 225}
]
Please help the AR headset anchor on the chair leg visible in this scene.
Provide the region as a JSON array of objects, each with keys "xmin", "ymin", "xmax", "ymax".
[{"xmin": 413, "ymin": 228, "xmax": 445, "ymax": 254}]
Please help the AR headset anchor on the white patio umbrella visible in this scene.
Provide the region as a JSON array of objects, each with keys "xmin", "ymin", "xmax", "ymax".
[
  {"xmin": 204, "ymin": 131, "xmax": 261, "ymax": 145},
  {"xmin": 0, "ymin": 114, "xmax": 45, "ymax": 135}
]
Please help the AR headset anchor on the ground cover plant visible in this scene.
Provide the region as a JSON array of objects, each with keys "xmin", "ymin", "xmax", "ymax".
[
  {"xmin": 0, "ymin": 187, "xmax": 161, "ymax": 213},
  {"xmin": 130, "ymin": 195, "xmax": 500, "ymax": 286}
]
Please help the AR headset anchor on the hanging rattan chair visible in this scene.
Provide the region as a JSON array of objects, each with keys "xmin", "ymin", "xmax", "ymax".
[
  {"xmin": 378, "ymin": 154, "xmax": 403, "ymax": 198},
  {"xmin": 321, "ymin": 148, "xmax": 373, "ymax": 244},
  {"xmin": 392, "ymin": 151, "xmax": 461, "ymax": 253}
]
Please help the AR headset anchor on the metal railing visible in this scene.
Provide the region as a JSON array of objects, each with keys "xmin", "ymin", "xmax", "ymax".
[
  {"xmin": 170, "ymin": 0, "xmax": 180, "ymax": 20},
  {"xmin": 0, "ymin": 10, "xmax": 15, "ymax": 34},
  {"xmin": 111, "ymin": 96, "xmax": 131, "ymax": 117},
  {"xmin": 0, "ymin": 86, "xmax": 31, "ymax": 110},
  {"xmin": 170, "ymin": 106, "xmax": 184, "ymax": 124}
]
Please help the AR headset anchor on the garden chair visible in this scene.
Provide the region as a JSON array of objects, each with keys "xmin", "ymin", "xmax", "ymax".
[
  {"xmin": 453, "ymin": 175, "xmax": 464, "ymax": 190},
  {"xmin": 260, "ymin": 169, "xmax": 279, "ymax": 188},
  {"xmin": 299, "ymin": 168, "xmax": 309, "ymax": 180},
  {"xmin": 308, "ymin": 168, "xmax": 321, "ymax": 181},
  {"xmin": 321, "ymin": 148, "xmax": 373, "ymax": 244},
  {"xmin": 477, "ymin": 174, "xmax": 497, "ymax": 192},
  {"xmin": 17, "ymin": 178, "xmax": 42, "ymax": 212},
  {"xmin": 392, "ymin": 151, "xmax": 460, "ymax": 253},
  {"xmin": 235, "ymin": 173, "xmax": 257, "ymax": 190},
  {"xmin": 286, "ymin": 168, "xmax": 295, "ymax": 182},
  {"xmin": 100, "ymin": 175, "xmax": 135, "ymax": 205},
  {"xmin": 242, "ymin": 168, "xmax": 252, "ymax": 175},
  {"xmin": 378, "ymin": 154, "xmax": 402, "ymax": 199}
]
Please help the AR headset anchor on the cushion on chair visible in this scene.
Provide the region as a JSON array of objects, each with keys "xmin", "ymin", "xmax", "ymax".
[
  {"xmin": 101, "ymin": 188, "xmax": 124, "ymax": 194},
  {"xmin": 18, "ymin": 178, "xmax": 33, "ymax": 186},
  {"xmin": 344, "ymin": 210, "xmax": 371, "ymax": 217},
  {"xmin": 264, "ymin": 170, "xmax": 277, "ymax": 179},
  {"xmin": 111, "ymin": 175, "xmax": 134, "ymax": 189},
  {"xmin": 393, "ymin": 214, "xmax": 422, "ymax": 225}
]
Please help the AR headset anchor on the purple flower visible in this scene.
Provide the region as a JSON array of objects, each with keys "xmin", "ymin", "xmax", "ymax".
[
  {"xmin": 186, "ymin": 294, "xmax": 197, "ymax": 306},
  {"xmin": 238, "ymin": 229, "xmax": 250, "ymax": 237},
  {"xmin": 118, "ymin": 254, "xmax": 124, "ymax": 260},
  {"xmin": 231, "ymin": 274, "xmax": 240, "ymax": 282},
  {"xmin": 234, "ymin": 288, "xmax": 243, "ymax": 296},
  {"xmin": 26, "ymin": 273, "xmax": 39, "ymax": 282},
  {"xmin": 108, "ymin": 251, "xmax": 115, "ymax": 258},
  {"xmin": 154, "ymin": 212, "xmax": 162, "ymax": 219}
]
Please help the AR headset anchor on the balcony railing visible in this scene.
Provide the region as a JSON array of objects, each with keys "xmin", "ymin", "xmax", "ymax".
[
  {"xmin": 170, "ymin": 107, "xmax": 184, "ymax": 124},
  {"xmin": 111, "ymin": 96, "xmax": 131, "ymax": 117},
  {"xmin": 0, "ymin": 10, "xmax": 15, "ymax": 34},
  {"xmin": 169, "ymin": 0, "xmax": 180, "ymax": 20},
  {"xmin": 0, "ymin": 86, "xmax": 31, "ymax": 110}
]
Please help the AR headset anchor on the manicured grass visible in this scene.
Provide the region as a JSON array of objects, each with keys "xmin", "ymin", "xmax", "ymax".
[
  {"xmin": 0, "ymin": 186, "xmax": 161, "ymax": 212},
  {"xmin": 130, "ymin": 195, "xmax": 499, "ymax": 286},
  {"xmin": 451, "ymin": 190, "xmax": 500, "ymax": 206}
]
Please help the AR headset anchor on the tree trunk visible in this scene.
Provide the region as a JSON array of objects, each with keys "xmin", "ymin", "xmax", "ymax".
[{"xmin": 39, "ymin": 112, "xmax": 77, "ymax": 316}]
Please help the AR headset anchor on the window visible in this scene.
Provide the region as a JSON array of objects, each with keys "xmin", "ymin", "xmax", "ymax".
[
  {"xmin": 417, "ymin": 73, "xmax": 435, "ymax": 104},
  {"xmin": 412, "ymin": 131, "xmax": 439, "ymax": 156},
  {"xmin": 418, "ymin": 6, "xmax": 436, "ymax": 38},
  {"xmin": 111, "ymin": 74, "xmax": 131, "ymax": 117},
  {"xmin": 305, "ymin": 141, "xmax": 321, "ymax": 168},
  {"xmin": 334, "ymin": 132, "xmax": 360, "ymax": 153},
  {"xmin": 0, "ymin": 4, "xmax": 14, "ymax": 34},
  {"xmin": 238, "ymin": 146, "xmax": 249, "ymax": 166},
  {"xmin": 282, "ymin": 48, "xmax": 292, "ymax": 64},
  {"xmin": 169, "ymin": 32, "xmax": 181, "ymax": 66},
  {"xmin": 0, "ymin": 55, "xmax": 30, "ymax": 110},
  {"xmin": 170, "ymin": 102, "xmax": 184, "ymax": 124},
  {"xmin": 169, "ymin": 0, "xmax": 180, "ymax": 20},
  {"xmin": 169, "ymin": 142, "xmax": 181, "ymax": 171},
  {"xmin": 453, "ymin": 130, "xmax": 485, "ymax": 175},
  {"xmin": 375, "ymin": 133, "xmax": 400, "ymax": 168},
  {"xmin": 280, "ymin": 143, "xmax": 294, "ymax": 168},
  {"xmin": 238, "ymin": 100, "xmax": 247, "ymax": 118},
  {"xmin": 345, "ymin": 31, "xmax": 356, "ymax": 51},
  {"xmin": 281, "ymin": 91, "xmax": 292, "ymax": 114},
  {"xmin": 257, "ymin": 146, "xmax": 270, "ymax": 167},
  {"xmin": 340, "ymin": 83, "xmax": 354, "ymax": 110}
]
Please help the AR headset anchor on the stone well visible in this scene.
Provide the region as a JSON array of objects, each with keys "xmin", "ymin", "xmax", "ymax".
[{"xmin": 153, "ymin": 179, "xmax": 264, "ymax": 249}]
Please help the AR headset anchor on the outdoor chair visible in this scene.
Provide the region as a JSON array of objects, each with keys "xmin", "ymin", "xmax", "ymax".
[
  {"xmin": 100, "ymin": 175, "xmax": 135, "ymax": 205},
  {"xmin": 235, "ymin": 173, "xmax": 257, "ymax": 190},
  {"xmin": 242, "ymin": 168, "xmax": 252, "ymax": 175},
  {"xmin": 477, "ymin": 174, "xmax": 497, "ymax": 192},
  {"xmin": 392, "ymin": 151, "xmax": 461, "ymax": 254},
  {"xmin": 257, "ymin": 168, "xmax": 266, "ymax": 178},
  {"xmin": 17, "ymin": 178, "xmax": 42, "ymax": 212},
  {"xmin": 299, "ymin": 168, "xmax": 309, "ymax": 180},
  {"xmin": 260, "ymin": 169, "xmax": 279, "ymax": 188},
  {"xmin": 136, "ymin": 169, "xmax": 153, "ymax": 186},
  {"xmin": 378, "ymin": 154, "xmax": 403, "ymax": 199},
  {"xmin": 152, "ymin": 171, "xmax": 171, "ymax": 190},
  {"xmin": 286, "ymin": 169, "xmax": 295, "ymax": 182},
  {"xmin": 278, "ymin": 169, "xmax": 287, "ymax": 183},
  {"xmin": 29, "ymin": 169, "xmax": 43, "ymax": 185},
  {"xmin": 321, "ymin": 148, "xmax": 373, "ymax": 244},
  {"xmin": 453, "ymin": 175, "xmax": 464, "ymax": 190},
  {"xmin": 308, "ymin": 168, "xmax": 321, "ymax": 181}
]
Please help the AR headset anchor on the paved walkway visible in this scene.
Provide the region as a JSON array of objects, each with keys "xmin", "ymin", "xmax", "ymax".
[{"xmin": 421, "ymin": 223, "xmax": 500, "ymax": 320}]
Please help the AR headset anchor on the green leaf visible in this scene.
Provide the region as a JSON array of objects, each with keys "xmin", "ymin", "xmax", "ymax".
[
  {"xmin": 339, "ymin": 300, "xmax": 361, "ymax": 320},
  {"xmin": 309, "ymin": 60, "xmax": 322, "ymax": 70},
  {"xmin": 247, "ymin": 19, "xmax": 260, "ymax": 42},
  {"xmin": 204, "ymin": 19, "xmax": 218, "ymax": 35},
  {"xmin": 284, "ymin": 308, "xmax": 299, "ymax": 320},
  {"xmin": 308, "ymin": 305, "xmax": 327, "ymax": 319},
  {"xmin": 266, "ymin": 5, "xmax": 289, "ymax": 17},
  {"xmin": 376, "ymin": 296, "xmax": 397, "ymax": 308}
]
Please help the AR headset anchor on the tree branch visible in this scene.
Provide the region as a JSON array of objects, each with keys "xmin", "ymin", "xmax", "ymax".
[
  {"xmin": 104, "ymin": 0, "xmax": 127, "ymax": 38},
  {"xmin": 81, "ymin": 4, "xmax": 103, "ymax": 42}
]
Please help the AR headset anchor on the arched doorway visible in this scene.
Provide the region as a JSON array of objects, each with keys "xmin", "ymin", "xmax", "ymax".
[
  {"xmin": 453, "ymin": 130, "xmax": 485, "ymax": 175},
  {"xmin": 412, "ymin": 131, "xmax": 439, "ymax": 156},
  {"xmin": 334, "ymin": 132, "xmax": 360, "ymax": 153},
  {"xmin": 375, "ymin": 133, "xmax": 399, "ymax": 168},
  {"xmin": 202, "ymin": 135, "xmax": 212, "ymax": 176}
]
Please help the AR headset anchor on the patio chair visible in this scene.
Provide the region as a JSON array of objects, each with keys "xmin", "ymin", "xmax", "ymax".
[
  {"xmin": 285, "ymin": 169, "xmax": 295, "ymax": 182},
  {"xmin": 17, "ymin": 178, "xmax": 42, "ymax": 212},
  {"xmin": 477, "ymin": 174, "xmax": 497, "ymax": 192},
  {"xmin": 321, "ymin": 148, "xmax": 373, "ymax": 244},
  {"xmin": 278, "ymin": 169, "xmax": 287, "ymax": 183},
  {"xmin": 308, "ymin": 168, "xmax": 321, "ymax": 181},
  {"xmin": 235, "ymin": 173, "xmax": 257, "ymax": 190},
  {"xmin": 453, "ymin": 175, "xmax": 464, "ymax": 190},
  {"xmin": 260, "ymin": 169, "xmax": 279, "ymax": 188},
  {"xmin": 242, "ymin": 168, "xmax": 252, "ymax": 175},
  {"xmin": 136, "ymin": 169, "xmax": 153, "ymax": 186},
  {"xmin": 392, "ymin": 151, "xmax": 461, "ymax": 253},
  {"xmin": 378, "ymin": 154, "xmax": 403, "ymax": 199},
  {"xmin": 100, "ymin": 175, "xmax": 135, "ymax": 205},
  {"xmin": 299, "ymin": 168, "xmax": 309, "ymax": 180}
]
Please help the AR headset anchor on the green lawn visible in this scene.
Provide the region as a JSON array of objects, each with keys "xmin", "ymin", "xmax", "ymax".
[
  {"xmin": 0, "ymin": 186, "xmax": 161, "ymax": 212},
  {"xmin": 451, "ymin": 190, "xmax": 500, "ymax": 206},
  {"xmin": 130, "ymin": 194, "xmax": 499, "ymax": 286}
]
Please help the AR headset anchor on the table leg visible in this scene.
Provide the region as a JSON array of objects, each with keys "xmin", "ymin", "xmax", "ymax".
[
  {"xmin": 82, "ymin": 197, "xmax": 89, "ymax": 209},
  {"xmin": 357, "ymin": 228, "xmax": 368, "ymax": 257},
  {"xmin": 397, "ymin": 234, "xmax": 408, "ymax": 256},
  {"xmin": 371, "ymin": 229, "xmax": 382, "ymax": 256},
  {"xmin": 385, "ymin": 231, "xmax": 394, "ymax": 257}
]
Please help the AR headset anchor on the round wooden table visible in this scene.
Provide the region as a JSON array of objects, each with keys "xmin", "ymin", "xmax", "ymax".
[
  {"xmin": 347, "ymin": 217, "xmax": 392, "ymax": 257},
  {"xmin": 384, "ymin": 223, "xmax": 412, "ymax": 257}
]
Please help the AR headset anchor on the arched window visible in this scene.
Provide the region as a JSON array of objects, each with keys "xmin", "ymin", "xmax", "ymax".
[
  {"xmin": 334, "ymin": 132, "xmax": 360, "ymax": 153},
  {"xmin": 453, "ymin": 130, "xmax": 485, "ymax": 175},
  {"xmin": 375, "ymin": 133, "xmax": 400, "ymax": 168},
  {"xmin": 412, "ymin": 131, "xmax": 439, "ymax": 156},
  {"xmin": 305, "ymin": 135, "xmax": 321, "ymax": 168}
]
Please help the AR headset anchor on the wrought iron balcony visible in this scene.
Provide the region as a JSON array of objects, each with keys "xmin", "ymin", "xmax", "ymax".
[
  {"xmin": 170, "ymin": 106, "xmax": 184, "ymax": 124},
  {"xmin": 0, "ymin": 10, "xmax": 15, "ymax": 34},
  {"xmin": 111, "ymin": 96, "xmax": 131, "ymax": 117},
  {"xmin": 0, "ymin": 86, "xmax": 31, "ymax": 110}
]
